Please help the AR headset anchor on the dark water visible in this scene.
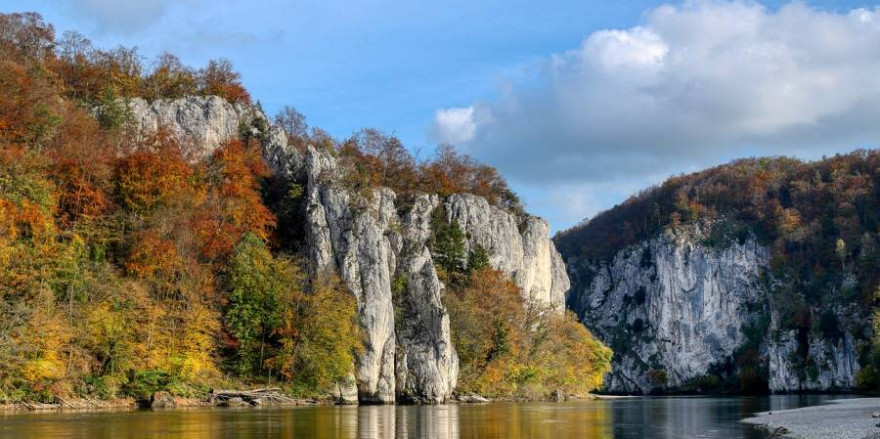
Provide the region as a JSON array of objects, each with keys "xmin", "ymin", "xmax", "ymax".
[{"xmin": 0, "ymin": 395, "xmax": 848, "ymax": 439}]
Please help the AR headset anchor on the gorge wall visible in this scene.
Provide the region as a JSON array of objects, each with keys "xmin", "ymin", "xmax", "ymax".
[
  {"xmin": 127, "ymin": 96, "xmax": 569, "ymax": 403},
  {"xmin": 562, "ymin": 223, "xmax": 862, "ymax": 394}
]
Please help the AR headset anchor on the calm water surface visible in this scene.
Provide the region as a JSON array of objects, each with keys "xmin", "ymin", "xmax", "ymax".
[{"xmin": 0, "ymin": 395, "xmax": 848, "ymax": 439}]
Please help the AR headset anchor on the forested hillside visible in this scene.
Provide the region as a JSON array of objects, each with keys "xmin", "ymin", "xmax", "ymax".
[
  {"xmin": 557, "ymin": 151, "xmax": 880, "ymax": 392},
  {"xmin": 0, "ymin": 12, "xmax": 609, "ymax": 404}
]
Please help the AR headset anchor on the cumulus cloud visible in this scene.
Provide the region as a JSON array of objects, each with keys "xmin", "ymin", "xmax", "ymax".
[
  {"xmin": 430, "ymin": 106, "xmax": 477, "ymax": 145},
  {"xmin": 433, "ymin": 1, "xmax": 880, "ymax": 228}
]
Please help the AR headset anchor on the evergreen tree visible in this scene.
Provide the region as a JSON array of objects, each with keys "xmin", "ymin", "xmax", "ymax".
[
  {"xmin": 467, "ymin": 244, "xmax": 491, "ymax": 272},
  {"xmin": 430, "ymin": 206, "xmax": 467, "ymax": 284}
]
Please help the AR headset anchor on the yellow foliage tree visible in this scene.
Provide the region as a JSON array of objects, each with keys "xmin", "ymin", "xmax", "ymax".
[{"xmin": 446, "ymin": 268, "xmax": 611, "ymax": 397}]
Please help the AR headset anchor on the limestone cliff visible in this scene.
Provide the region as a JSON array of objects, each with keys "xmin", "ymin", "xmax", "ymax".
[
  {"xmin": 126, "ymin": 96, "xmax": 569, "ymax": 403},
  {"xmin": 563, "ymin": 223, "xmax": 861, "ymax": 394},
  {"xmin": 304, "ymin": 146, "xmax": 568, "ymax": 402}
]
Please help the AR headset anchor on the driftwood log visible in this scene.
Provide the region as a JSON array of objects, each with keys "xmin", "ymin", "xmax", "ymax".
[
  {"xmin": 16, "ymin": 397, "xmax": 129, "ymax": 411},
  {"xmin": 209, "ymin": 388, "xmax": 297, "ymax": 406}
]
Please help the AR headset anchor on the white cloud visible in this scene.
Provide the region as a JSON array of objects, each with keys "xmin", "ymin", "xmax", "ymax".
[
  {"xmin": 430, "ymin": 106, "xmax": 476, "ymax": 145},
  {"xmin": 436, "ymin": 1, "xmax": 880, "ymax": 229},
  {"xmin": 582, "ymin": 27, "xmax": 668, "ymax": 73}
]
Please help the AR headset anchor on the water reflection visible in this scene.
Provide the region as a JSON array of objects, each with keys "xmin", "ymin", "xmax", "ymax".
[{"xmin": 0, "ymin": 395, "xmax": 847, "ymax": 439}]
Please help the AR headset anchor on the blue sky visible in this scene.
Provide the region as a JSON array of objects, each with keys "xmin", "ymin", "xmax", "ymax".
[{"xmin": 3, "ymin": 0, "xmax": 880, "ymax": 231}]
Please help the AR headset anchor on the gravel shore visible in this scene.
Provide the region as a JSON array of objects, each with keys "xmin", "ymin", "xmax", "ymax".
[{"xmin": 742, "ymin": 398, "xmax": 880, "ymax": 439}]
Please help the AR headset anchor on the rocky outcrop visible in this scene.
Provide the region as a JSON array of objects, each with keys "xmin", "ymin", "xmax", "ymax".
[
  {"xmin": 148, "ymin": 391, "xmax": 176, "ymax": 409},
  {"xmin": 305, "ymin": 165, "xmax": 403, "ymax": 403},
  {"xmin": 767, "ymin": 327, "xmax": 860, "ymax": 391},
  {"xmin": 565, "ymin": 223, "xmax": 861, "ymax": 394},
  {"xmin": 446, "ymin": 193, "xmax": 569, "ymax": 308},
  {"xmin": 126, "ymin": 96, "xmax": 302, "ymax": 176},
  {"xmin": 128, "ymin": 96, "xmax": 247, "ymax": 151},
  {"xmin": 332, "ymin": 374, "xmax": 359, "ymax": 404},
  {"xmin": 304, "ymin": 150, "xmax": 459, "ymax": 403},
  {"xmin": 304, "ymin": 146, "xmax": 566, "ymax": 403}
]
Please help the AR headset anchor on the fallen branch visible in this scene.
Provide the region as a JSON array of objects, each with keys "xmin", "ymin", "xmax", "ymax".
[{"xmin": 209, "ymin": 388, "xmax": 297, "ymax": 405}]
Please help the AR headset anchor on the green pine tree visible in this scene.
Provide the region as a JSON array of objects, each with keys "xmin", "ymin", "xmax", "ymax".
[
  {"xmin": 467, "ymin": 244, "xmax": 491, "ymax": 272},
  {"xmin": 430, "ymin": 206, "xmax": 467, "ymax": 284}
]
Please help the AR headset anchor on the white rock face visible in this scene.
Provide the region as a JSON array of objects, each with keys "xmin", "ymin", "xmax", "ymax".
[
  {"xmin": 767, "ymin": 329, "xmax": 860, "ymax": 391},
  {"xmin": 126, "ymin": 96, "xmax": 301, "ymax": 176},
  {"xmin": 567, "ymin": 224, "xmax": 860, "ymax": 393},
  {"xmin": 396, "ymin": 195, "xmax": 459, "ymax": 403},
  {"xmin": 572, "ymin": 226, "xmax": 769, "ymax": 392},
  {"xmin": 332, "ymin": 373, "xmax": 359, "ymax": 404},
  {"xmin": 305, "ymin": 154, "xmax": 401, "ymax": 402},
  {"xmin": 304, "ymin": 147, "xmax": 458, "ymax": 403},
  {"xmin": 128, "ymin": 96, "xmax": 246, "ymax": 151},
  {"xmin": 446, "ymin": 194, "xmax": 569, "ymax": 309}
]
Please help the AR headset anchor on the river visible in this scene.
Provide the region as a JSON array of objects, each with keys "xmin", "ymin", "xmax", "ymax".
[{"xmin": 0, "ymin": 395, "xmax": 849, "ymax": 438}]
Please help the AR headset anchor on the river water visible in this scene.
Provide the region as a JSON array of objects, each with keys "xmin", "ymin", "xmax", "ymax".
[{"xmin": 0, "ymin": 395, "xmax": 848, "ymax": 438}]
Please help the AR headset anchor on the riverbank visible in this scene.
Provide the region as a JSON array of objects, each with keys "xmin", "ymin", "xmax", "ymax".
[
  {"xmin": 742, "ymin": 398, "xmax": 880, "ymax": 439},
  {"xmin": 0, "ymin": 398, "xmax": 326, "ymax": 412},
  {"xmin": 0, "ymin": 392, "xmax": 609, "ymax": 413},
  {"xmin": 0, "ymin": 394, "xmax": 328, "ymax": 412}
]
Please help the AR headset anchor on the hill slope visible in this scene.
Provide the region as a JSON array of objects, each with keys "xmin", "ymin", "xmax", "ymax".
[{"xmin": 556, "ymin": 152, "xmax": 880, "ymax": 393}]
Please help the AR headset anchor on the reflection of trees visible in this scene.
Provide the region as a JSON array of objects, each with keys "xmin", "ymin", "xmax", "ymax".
[
  {"xmin": 285, "ymin": 403, "xmax": 614, "ymax": 439},
  {"xmin": 252, "ymin": 397, "xmax": 826, "ymax": 439},
  {"xmin": 2, "ymin": 396, "xmax": 835, "ymax": 438},
  {"xmin": 456, "ymin": 402, "xmax": 612, "ymax": 439}
]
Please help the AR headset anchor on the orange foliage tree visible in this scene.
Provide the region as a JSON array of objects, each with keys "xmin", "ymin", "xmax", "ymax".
[
  {"xmin": 197, "ymin": 58, "xmax": 250, "ymax": 105},
  {"xmin": 192, "ymin": 139, "xmax": 274, "ymax": 262}
]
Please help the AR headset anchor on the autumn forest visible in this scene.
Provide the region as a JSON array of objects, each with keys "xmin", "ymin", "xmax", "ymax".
[{"xmin": 0, "ymin": 12, "xmax": 611, "ymax": 405}]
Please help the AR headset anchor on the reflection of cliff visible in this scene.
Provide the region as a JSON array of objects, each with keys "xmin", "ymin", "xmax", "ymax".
[
  {"xmin": 352, "ymin": 405, "xmax": 460, "ymax": 439},
  {"xmin": 328, "ymin": 403, "xmax": 612, "ymax": 439},
  {"xmin": 2, "ymin": 397, "xmax": 836, "ymax": 438}
]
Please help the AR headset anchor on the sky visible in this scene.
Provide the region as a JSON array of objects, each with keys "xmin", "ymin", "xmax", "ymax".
[{"xmin": 3, "ymin": 0, "xmax": 880, "ymax": 232}]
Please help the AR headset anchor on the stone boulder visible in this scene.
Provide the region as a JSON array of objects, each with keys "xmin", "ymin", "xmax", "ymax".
[{"xmin": 148, "ymin": 391, "xmax": 176, "ymax": 409}]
